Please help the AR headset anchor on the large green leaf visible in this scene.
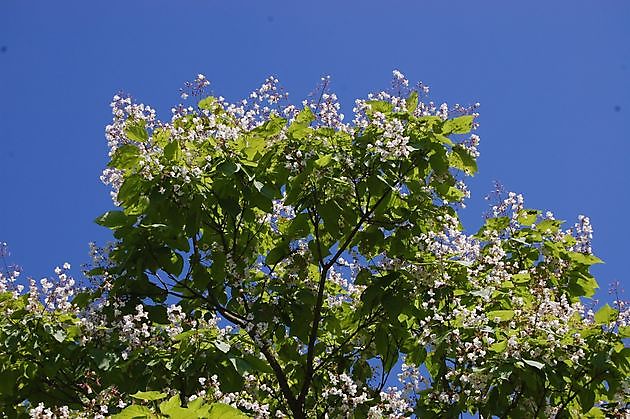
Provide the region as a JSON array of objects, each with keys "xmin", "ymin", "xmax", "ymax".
[
  {"xmin": 285, "ymin": 212, "xmax": 311, "ymax": 239},
  {"xmin": 594, "ymin": 304, "xmax": 617, "ymax": 324},
  {"xmin": 198, "ymin": 96, "xmax": 217, "ymax": 111},
  {"xmin": 569, "ymin": 252, "xmax": 604, "ymax": 266},
  {"xmin": 266, "ymin": 240, "xmax": 290, "ymax": 266},
  {"xmin": 110, "ymin": 144, "xmax": 142, "ymax": 171},
  {"xmin": 442, "ymin": 115, "xmax": 474, "ymax": 134},
  {"xmin": 366, "ymin": 100, "xmax": 393, "ymax": 115},
  {"xmin": 406, "ymin": 91, "xmax": 418, "ymax": 113},
  {"xmin": 288, "ymin": 107, "xmax": 315, "ymax": 139},
  {"xmin": 159, "ymin": 395, "xmax": 191, "ymax": 419},
  {"xmin": 130, "ymin": 390, "xmax": 168, "ymax": 401},
  {"xmin": 208, "ymin": 403, "xmax": 249, "ymax": 418},
  {"xmin": 449, "ymin": 145, "xmax": 477, "ymax": 175},
  {"xmin": 487, "ymin": 310, "xmax": 514, "ymax": 322},
  {"xmin": 517, "ymin": 209, "xmax": 539, "ymax": 226},
  {"xmin": 95, "ymin": 210, "xmax": 135, "ymax": 229},
  {"xmin": 125, "ymin": 120, "xmax": 149, "ymax": 142},
  {"xmin": 164, "ymin": 140, "xmax": 182, "ymax": 162}
]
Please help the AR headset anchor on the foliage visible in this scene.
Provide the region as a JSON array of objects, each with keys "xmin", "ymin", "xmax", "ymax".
[{"xmin": 0, "ymin": 72, "xmax": 628, "ymax": 418}]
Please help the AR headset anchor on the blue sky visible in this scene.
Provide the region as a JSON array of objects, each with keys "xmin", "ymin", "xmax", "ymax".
[{"xmin": 1, "ymin": 0, "xmax": 629, "ymax": 303}]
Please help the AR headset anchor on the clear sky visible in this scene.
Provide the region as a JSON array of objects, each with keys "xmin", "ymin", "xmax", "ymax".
[{"xmin": 1, "ymin": 0, "xmax": 629, "ymax": 303}]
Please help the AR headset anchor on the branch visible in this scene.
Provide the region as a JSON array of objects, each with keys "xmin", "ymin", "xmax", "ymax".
[
  {"xmin": 257, "ymin": 343, "xmax": 302, "ymax": 417},
  {"xmin": 297, "ymin": 162, "xmax": 416, "ymax": 408},
  {"xmin": 188, "ymin": 241, "xmax": 303, "ymax": 417},
  {"xmin": 298, "ymin": 187, "xmax": 395, "ymax": 406},
  {"xmin": 313, "ymin": 309, "xmax": 382, "ymax": 375},
  {"xmin": 556, "ymin": 370, "xmax": 606, "ymax": 417}
]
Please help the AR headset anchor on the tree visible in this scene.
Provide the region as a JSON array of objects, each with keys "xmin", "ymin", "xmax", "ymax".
[{"xmin": 1, "ymin": 71, "xmax": 628, "ymax": 418}]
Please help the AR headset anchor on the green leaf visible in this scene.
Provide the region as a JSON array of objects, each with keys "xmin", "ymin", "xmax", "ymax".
[
  {"xmin": 125, "ymin": 195, "xmax": 150, "ymax": 216},
  {"xmin": 288, "ymin": 126, "xmax": 310, "ymax": 140},
  {"xmin": 435, "ymin": 184, "xmax": 465, "ymax": 202},
  {"xmin": 214, "ymin": 340, "xmax": 230, "ymax": 353},
  {"xmin": 208, "ymin": 403, "xmax": 248, "ymax": 418},
  {"xmin": 287, "ymin": 108, "xmax": 315, "ymax": 139},
  {"xmin": 111, "ymin": 405, "xmax": 153, "ymax": 419},
  {"xmin": 0, "ymin": 370, "xmax": 18, "ymax": 396},
  {"xmin": 366, "ymin": 100, "xmax": 393, "ymax": 114},
  {"xmin": 374, "ymin": 326, "xmax": 389, "ymax": 360},
  {"xmin": 352, "ymin": 358, "xmax": 373, "ymax": 383},
  {"xmin": 153, "ymin": 128, "xmax": 171, "ymax": 148},
  {"xmin": 570, "ymin": 272, "xmax": 599, "ymax": 298},
  {"xmin": 449, "ymin": 145, "xmax": 477, "ymax": 175},
  {"xmin": 110, "ymin": 144, "xmax": 142, "ymax": 171},
  {"xmin": 210, "ymin": 252, "xmax": 227, "ymax": 284},
  {"xmin": 428, "ymin": 149, "xmax": 449, "ymax": 174},
  {"xmin": 52, "ymin": 329, "xmax": 66, "ymax": 343},
  {"xmin": 159, "ymin": 251, "xmax": 184, "ymax": 276},
  {"xmin": 198, "ymin": 96, "xmax": 217, "ymax": 111},
  {"xmin": 406, "ymin": 91, "xmax": 418, "ymax": 113},
  {"xmin": 511, "ymin": 273, "xmax": 531, "ymax": 283},
  {"xmin": 117, "ymin": 175, "xmax": 149, "ymax": 215},
  {"xmin": 594, "ymin": 304, "xmax": 617, "ymax": 324},
  {"xmin": 523, "ymin": 359, "xmax": 545, "ymax": 370},
  {"xmin": 315, "ymin": 154, "xmax": 332, "ymax": 167},
  {"xmin": 535, "ymin": 218, "xmax": 562, "ymax": 234},
  {"xmin": 424, "ymin": 351, "xmax": 442, "ymax": 380},
  {"xmin": 96, "ymin": 352, "xmax": 111, "ymax": 370},
  {"xmin": 284, "ymin": 170, "xmax": 309, "ymax": 205},
  {"xmin": 95, "ymin": 210, "xmax": 134, "ymax": 229},
  {"xmin": 442, "ymin": 115, "xmax": 474, "ymax": 134},
  {"xmin": 295, "ymin": 107, "xmax": 315, "ymax": 125},
  {"xmin": 517, "ymin": 209, "xmax": 539, "ymax": 226},
  {"xmin": 164, "ymin": 140, "xmax": 182, "ymax": 161},
  {"xmin": 487, "ymin": 310, "xmax": 514, "ymax": 322},
  {"xmin": 159, "ymin": 395, "xmax": 190, "ymax": 419},
  {"xmin": 253, "ymin": 115, "xmax": 285, "ymax": 137},
  {"xmin": 130, "ymin": 390, "xmax": 168, "ymax": 401},
  {"xmin": 219, "ymin": 160, "xmax": 239, "ymax": 176},
  {"xmin": 285, "ymin": 212, "xmax": 311, "ymax": 239},
  {"xmin": 569, "ymin": 252, "xmax": 604, "ymax": 266},
  {"xmin": 432, "ymin": 134, "xmax": 453, "ymax": 146},
  {"xmin": 71, "ymin": 291, "xmax": 95, "ymax": 308},
  {"xmin": 374, "ymin": 324, "xmax": 398, "ymax": 372},
  {"xmin": 489, "ymin": 340, "xmax": 507, "ymax": 353},
  {"xmin": 187, "ymin": 398, "xmax": 207, "ymax": 411},
  {"xmin": 266, "ymin": 240, "xmax": 290, "ymax": 266},
  {"xmin": 578, "ymin": 388, "xmax": 596, "ymax": 412},
  {"xmin": 125, "ymin": 120, "xmax": 149, "ymax": 142},
  {"xmin": 585, "ymin": 407, "xmax": 605, "ymax": 418},
  {"xmin": 320, "ymin": 200, "xmax": 342, "ymax": 236},
  {"xmin": 406, "ymin": 346, "xmax": 427, "ymax": 366},
  {"xmin": 482, "ymin": 216, "xmax": 510, "ymax": 233}
]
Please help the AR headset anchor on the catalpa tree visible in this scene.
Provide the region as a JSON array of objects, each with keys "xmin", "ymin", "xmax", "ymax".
[{"xmin": 0, "ymin": 71, "xmax": 628, "ymax": 418}]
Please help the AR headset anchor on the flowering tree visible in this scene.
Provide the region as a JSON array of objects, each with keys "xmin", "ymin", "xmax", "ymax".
[{"xmin": 1, "ymin": 72, "xmax": 629, "ymax": 418}]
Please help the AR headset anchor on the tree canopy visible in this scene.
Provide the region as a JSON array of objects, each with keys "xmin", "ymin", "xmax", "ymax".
[{"xmin": 1, "ymin": 72, "xmax": 628, "ymax": 418}]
